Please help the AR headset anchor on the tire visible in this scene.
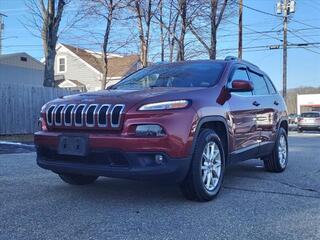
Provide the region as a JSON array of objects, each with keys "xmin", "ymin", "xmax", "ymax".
[
  {"xmin": 263, "ymin": 127, "xmax": 288, "ymax": 172},
  {"xmin": 59, "ymin": 173, "xmax": 98, "ymax": 185},
  {"xmin": 297, "ymin": 128, "xmax": 303, "ymax": 133},
  {"xmin": 180, "ymin": 129, "xmax": 225, "ymax": 202}
]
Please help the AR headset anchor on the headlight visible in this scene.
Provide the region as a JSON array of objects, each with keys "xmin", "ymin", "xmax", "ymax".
[{"xmin": 138, "ymin": 100, "xmax": 190, "ymax": 111}]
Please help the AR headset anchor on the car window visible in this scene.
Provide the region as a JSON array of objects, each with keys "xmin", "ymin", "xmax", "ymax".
[
  {"xmin": 230, "ymin": 68, "xmax": 252, "ymax": 96},
  {"xmin": 112, "ymin": 62, "xmax": 225, "ymax": 90},
  {"xmin": 248, "ymin": 71, "xmax": 269, "ymax": 95},
  {"xmin": 264, "ymin": 76, "xmax": 277, "ymax": 94}
]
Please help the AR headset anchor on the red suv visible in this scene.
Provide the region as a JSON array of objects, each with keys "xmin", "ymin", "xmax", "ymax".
[{"xmin": 35, "ymin": 57, "xmax": 289, "ymax": 201}]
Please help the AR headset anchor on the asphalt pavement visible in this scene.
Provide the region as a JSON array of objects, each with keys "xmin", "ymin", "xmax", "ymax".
[{"xmin": 1, "ymin": 132, "xmax": 320, "ymax": 240}]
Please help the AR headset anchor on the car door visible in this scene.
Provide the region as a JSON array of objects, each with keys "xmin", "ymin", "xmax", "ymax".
[
  {"xmin": 247, "ymin": 70, "xmax": 278, "ymax": 155},
  {"xmin": 227, "ymin": 66, "xmax": 260, "ymax": 161}
]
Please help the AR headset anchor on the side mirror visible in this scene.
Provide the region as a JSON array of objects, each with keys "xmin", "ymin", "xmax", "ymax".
[{"xmin": 229, "ymin": 80, "xmax": 253, "ymax": 92}]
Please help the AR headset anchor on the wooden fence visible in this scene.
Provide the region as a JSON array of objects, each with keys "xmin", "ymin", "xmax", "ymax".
[{"xmin": 0, "ymin": 83, "xmax": 75, "ymax": 135}]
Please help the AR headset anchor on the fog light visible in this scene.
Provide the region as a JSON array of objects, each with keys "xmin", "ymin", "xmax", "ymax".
[
  {"xmin": 135, "ymin": 125, "xmax": 166, "ymax": 137},
  {"xmin": 155, "ymin": 154, "xmax": 164, "ymax": 165}
]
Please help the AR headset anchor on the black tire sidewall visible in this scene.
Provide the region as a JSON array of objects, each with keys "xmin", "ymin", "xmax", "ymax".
[{"xmin": 274, "ymin": 128, "xmax": 289, "ymax": 170}]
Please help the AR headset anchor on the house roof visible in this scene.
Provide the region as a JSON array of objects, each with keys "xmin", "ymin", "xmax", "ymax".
[
  {"xmin": 0, "ymin": 52, "xmax": 44, "ymax": 69},
  {"xmin": 61, "ymin": 44, "xmax": 140, "ymax": 78}
]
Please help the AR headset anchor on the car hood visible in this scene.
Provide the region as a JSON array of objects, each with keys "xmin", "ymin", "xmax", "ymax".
[{"xmin": 48, "ymin": 87, "xmax": 204, "ymax": 111}]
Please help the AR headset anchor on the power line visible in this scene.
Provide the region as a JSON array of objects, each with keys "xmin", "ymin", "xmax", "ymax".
[{"xmin": 239, "ymin": 2, "xmax": 320, "ymax": 30}]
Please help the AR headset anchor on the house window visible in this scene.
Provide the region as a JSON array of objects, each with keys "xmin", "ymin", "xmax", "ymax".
[
  {"xmin": 20, "ymin": 57, "xmax": 27, "ymax": 62},
  {"xmin": 58, "ymin": 57, "xmax": 66, "ymax": 73}
]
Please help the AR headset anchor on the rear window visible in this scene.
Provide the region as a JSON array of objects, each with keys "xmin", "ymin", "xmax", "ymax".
[
  {"xmin": 112, "ymin": 62, "xmax": 225, "ymax": 90},
  {"xmin": 301, "ymin": 112, "xmax": 320, "ymax": 118}
]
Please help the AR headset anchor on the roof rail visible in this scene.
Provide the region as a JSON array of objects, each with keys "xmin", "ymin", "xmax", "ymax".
[
  {"xmin": 224, "ymin": 56, "xmax": 260, "ymax": 69},
  {"xmin": 224, "ymin": 56, "xmax": 238, "ymax": 61}
]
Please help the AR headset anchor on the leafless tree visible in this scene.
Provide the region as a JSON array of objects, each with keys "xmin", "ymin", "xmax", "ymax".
[
  {"xmin": 159, "ymin": 0, "xmax": 165, "ymax": 62},
  {"xmin": 129, "ymin": 0, "xmax": 161, "ymax": 67},
  {"xmin": 189, "ymin": 0, "xmax": 231, "ymax": 59},
  {"xmin": 81, "ymin": 0, "xmax": 128, "ymax": 89},
  {"xmin": 25, "ymin": 0, "xmax": 67, "ymax": 87}
]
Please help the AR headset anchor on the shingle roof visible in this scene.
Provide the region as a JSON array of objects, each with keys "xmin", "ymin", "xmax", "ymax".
[{"xmin": 61, "ymin": 44, "xmax": 140, "ymax": 78}]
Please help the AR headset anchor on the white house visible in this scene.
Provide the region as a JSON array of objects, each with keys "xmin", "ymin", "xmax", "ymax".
[
  {"xmin": 54, "ymin": 43, "xmax": 141, "ymax": 92},
  {"xmin": 0, "ymin": 52, "xmax": 44, "ymax": 86}
]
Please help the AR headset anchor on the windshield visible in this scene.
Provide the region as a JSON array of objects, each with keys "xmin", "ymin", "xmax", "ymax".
[{"xmin": 112, "ymin": 61, "xmax": 225, "ymax": 90}]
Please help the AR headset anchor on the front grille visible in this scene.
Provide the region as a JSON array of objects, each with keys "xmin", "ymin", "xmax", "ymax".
[{"xmin": 46, "ymin": 103, "xmax": 125, "ymax": 129}]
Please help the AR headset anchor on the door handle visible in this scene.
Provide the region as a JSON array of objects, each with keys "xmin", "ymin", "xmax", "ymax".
[
  {"xmin": 274, "ymin": 101, "xmax": 279, "ymax": 106},
  {"xmin": 252, "ymin": 101, "xmax": 260, "ymax": 107}
]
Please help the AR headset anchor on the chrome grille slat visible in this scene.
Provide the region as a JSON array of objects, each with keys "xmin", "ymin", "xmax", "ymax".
[
  {"xmin": 54, "ymin": 104, "xmax": 66, "ymax": 126},
  {"xmin": 110, "ymin": 104, "xmax": 125, "ymax": 128},
  {"xmin": 85, "ymin": 104, "xmax": 98, "ymax": 127},
  {"xmin": 46, "ymin": 105, "xmax": 56, "ymax": 126},
  {"xmin": 74, "ymin": 104, "xmax": 86, "ymax": 127},
  {"xmin": 46, "ymin": 103, "xmax": 125, "ymax": 129},
  {"xmin": 64, "ymin": 104, "xmax": 75, "ymax": 126},
  {"xmin": 97, "ymin": 104, "xmax": 111, "ymax": 127}
]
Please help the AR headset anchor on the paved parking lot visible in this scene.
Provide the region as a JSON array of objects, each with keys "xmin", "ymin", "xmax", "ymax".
[{"xmin": 1, "ymin": 132, "xmax": 320, "ymax": 240}]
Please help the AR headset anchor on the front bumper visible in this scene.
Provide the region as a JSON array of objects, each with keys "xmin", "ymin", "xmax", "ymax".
[{"xmin": 36, "ymin": 146, "xmax": 191, "ymax": 182}]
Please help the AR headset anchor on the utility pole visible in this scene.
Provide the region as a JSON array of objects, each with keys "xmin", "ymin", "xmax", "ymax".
[
  {"xmin": 238, "ymin": 0, "xmax": 243, "ymax": 59},
  {"xmin": 276, "ymin": 0, "xmax": 295, "ymax": 103},
  {"xmin": 0, "ymin": 13, "xmax": 7, "ymax": 55},
  {"xmin": 282, "ymin": 0, "xmax": 288, "ymax": 103}
]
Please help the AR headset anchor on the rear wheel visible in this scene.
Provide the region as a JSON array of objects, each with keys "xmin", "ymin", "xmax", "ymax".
[
  {"xmin": 180, "ymin": 129, "xmax": 225, "ymax": 202},
  {"xmin": 59, "ymin": 173, "xmax": 98, "ymax": 185},
  {"xmin": 263, "ymin": 128, "xmax": 288, "ymax": 172}
]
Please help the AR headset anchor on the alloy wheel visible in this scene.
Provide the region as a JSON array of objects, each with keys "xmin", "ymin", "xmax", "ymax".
[{"xmin": 201, "ymin": 141, "xmax": 222, "ymax": 191}]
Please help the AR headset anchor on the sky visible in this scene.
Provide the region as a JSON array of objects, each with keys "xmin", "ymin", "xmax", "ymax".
[{"xmin": 0, "ymin": 0, "xmax": 320, "ymax": 90}]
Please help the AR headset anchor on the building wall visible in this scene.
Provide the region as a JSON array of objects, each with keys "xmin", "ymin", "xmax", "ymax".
[
  {"xmin": 0, "ymin": 53, "xmax": 44, "ymax": 86},
  {"xmin": 0, "ymin": 64, "xmax": 44, "ymax": 86},
  {"xmin": 55, "ymin": 47, "xmax": 101, "ymax": 91}
]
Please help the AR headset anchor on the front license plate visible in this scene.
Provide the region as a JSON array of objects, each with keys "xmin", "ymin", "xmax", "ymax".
[{"xmin": 58, "ymin": 136, "xmax": 88, "ymax": 156}]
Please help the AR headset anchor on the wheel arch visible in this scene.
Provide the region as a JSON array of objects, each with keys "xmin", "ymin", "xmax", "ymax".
[
  {"xmin": 191, "ymin": 116, "xmax": 229, "ymax": 162},
  {"xmin": 278, "ymin": 118, "xmax": 289, "ymax": 135}
]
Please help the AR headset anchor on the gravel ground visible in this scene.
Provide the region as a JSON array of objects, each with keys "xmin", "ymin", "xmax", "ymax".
[{"xmin": 0, "ymin": 132, "xmax": 319, "ymax": 240}]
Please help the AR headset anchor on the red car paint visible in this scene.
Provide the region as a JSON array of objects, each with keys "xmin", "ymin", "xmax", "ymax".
[{"xmin": 35, "ymin": 59, "xmax": 288, "ymax": 181}]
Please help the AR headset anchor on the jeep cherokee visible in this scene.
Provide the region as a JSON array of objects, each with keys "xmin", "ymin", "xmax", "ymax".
[{"xmin": 35, "ymin": 57, "xmax": 289, "ymax": 201}]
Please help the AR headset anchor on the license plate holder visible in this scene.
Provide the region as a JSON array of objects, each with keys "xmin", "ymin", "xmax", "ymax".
[{"xmin": 58, "ymin": 135, "xmax": 88, "ymax": 156}]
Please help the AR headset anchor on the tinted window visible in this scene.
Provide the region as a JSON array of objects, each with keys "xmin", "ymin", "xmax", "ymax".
[
  {"xmin": 230, "ymin": 68, "xmax": 252, "ymax": 96},
  {"xmin": 113, "ymin": 62, "xmax": 225, "ymax": 90},
  {"xmin": 249, "ymin": 71, "xmax": 269, "ymax": 95},
  {"xmin": 264, "ymin": 76, "xmax": 277, "ymax": 94},
  {"xmin": 231, "ymin": 68, "xmax": 249, "ymax": 81},
  {"xmin": 301, "ymin": 112, "xmax": 320, "ymax": 118}
]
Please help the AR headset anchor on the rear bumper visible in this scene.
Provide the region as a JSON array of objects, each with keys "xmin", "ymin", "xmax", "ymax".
[{"xmin": 36, "ymin": 142, "xmax": 191, "ymax": 183}]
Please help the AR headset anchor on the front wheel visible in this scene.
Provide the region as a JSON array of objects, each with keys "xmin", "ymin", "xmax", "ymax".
[
  {"xmin": 263, "ymin": 128, "xmax": 288, "ymax": 172},
  {"xmin": 180, "ymin": 129, "xmax": 225, "ymax": 202},
  {"xmin": 59, "ymin": 173, "xmax": 98, "ymax": 185}
]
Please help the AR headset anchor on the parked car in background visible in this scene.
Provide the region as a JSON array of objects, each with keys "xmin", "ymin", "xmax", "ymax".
[
  {"xmin": 297, "ymin": 112, "xmax": 320, "ymax": 132},
  {"xmin": 35, "ymin": 57, "xmax": 289, "ymax": 202},
  {"xmin": 288, "ymin": 113, "xmax": 299, "ymax": 124}
]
